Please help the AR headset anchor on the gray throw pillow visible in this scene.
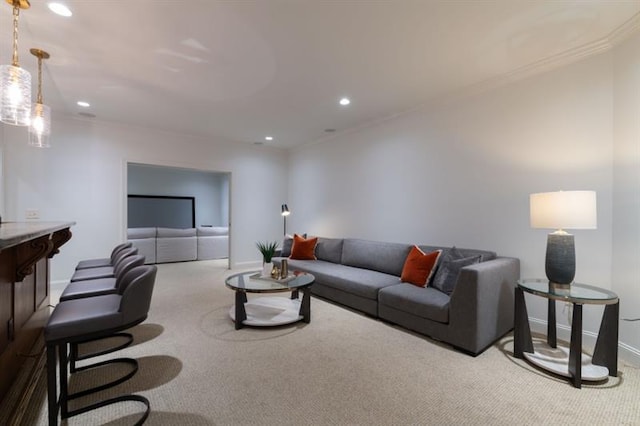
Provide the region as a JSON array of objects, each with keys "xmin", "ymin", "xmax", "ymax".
[
  {"xmin": 428, "ymin": 246, "xmax": 462, "ymax": 285},
  {"xmin": 281, "ymin": 236, "xmax": 293, "ymax": 257},
  {"xmin": 431, "ymin": 255, "xmax": 481, "ymax": 295}
]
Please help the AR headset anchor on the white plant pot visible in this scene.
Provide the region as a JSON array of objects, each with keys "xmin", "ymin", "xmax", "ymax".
[{"xmin": 261, "ymin": 262, "xmax": 273, "ymax": 278}]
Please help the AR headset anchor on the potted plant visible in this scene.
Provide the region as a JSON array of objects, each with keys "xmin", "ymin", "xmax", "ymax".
[{"xmin": 256, "ymin": 241, "xmax": 278, "ymax": 277}]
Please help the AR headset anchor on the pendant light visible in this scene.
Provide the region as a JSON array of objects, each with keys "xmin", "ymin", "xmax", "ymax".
[
  {"xmin": 28, "ymin": 48, "xmax": 51, "ymax": 147},
  {"xmin": 0, "ymin": 0, "xmax": 31, "ymax": 126}
]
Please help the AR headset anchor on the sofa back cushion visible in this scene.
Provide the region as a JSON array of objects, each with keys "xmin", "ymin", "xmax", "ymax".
[
  {"xmin": 157, "ymin": 227, "xmax": 197, "ymax": 238},
  {"xmin": 341, "ymin": 239, "xmax": 411, "ymax": 277},
  {"xmin": 128, "ymin": 227, "xmax": 157, "ymax": 239},
  {"xmin": 315, "ymin": 237, "xmax": 344, "ymax": 264},
  {"xmin": 419, "ymin": 245, "xmax": 496, "ymax": 262},
  {"xmin": 197, "ymin": 226, "xmax": 228, "ymax": 237}
]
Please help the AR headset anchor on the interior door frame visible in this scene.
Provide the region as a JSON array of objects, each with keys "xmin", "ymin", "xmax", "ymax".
[{"xmin": 122, "ymin": 159, "xmax": 232, "ymax": 269}]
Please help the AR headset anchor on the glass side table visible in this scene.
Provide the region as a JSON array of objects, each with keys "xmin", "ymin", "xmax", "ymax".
[{"xmin": 513, "ymin": 278, "xmax": 619, "ymax": 388}]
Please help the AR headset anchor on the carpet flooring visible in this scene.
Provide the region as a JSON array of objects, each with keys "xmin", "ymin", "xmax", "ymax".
[{"xmin": 17, "ymin": 260, "xmax": 640, "ymax": 425}]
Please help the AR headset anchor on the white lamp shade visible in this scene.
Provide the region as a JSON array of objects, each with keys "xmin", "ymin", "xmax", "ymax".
[
  {"xmin": 28, "ymin": 103, "xmax": 51, "ymax": 148},
  {"xmin": 0, "ymin": 64, "xmax": 31, "ymax": 126},
  {"xmin": 530, "ymin": 191, "xmax": 597, "ymax": 230}
]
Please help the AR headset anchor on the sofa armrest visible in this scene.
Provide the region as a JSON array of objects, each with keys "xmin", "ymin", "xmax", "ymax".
[{"xmin": 448, "ymin": 256, "xmax": 520, "ymax": 354}]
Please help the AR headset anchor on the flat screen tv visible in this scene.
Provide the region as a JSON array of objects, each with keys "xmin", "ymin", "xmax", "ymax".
[{"xmin": 127, "ymin": 195, "xmax": 195, "ymax": 229}]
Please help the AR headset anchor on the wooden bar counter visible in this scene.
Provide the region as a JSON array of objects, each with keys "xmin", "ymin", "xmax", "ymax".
[{"xmin": 0, "ymin": 221, "xmax": 74, "ymax": 404}]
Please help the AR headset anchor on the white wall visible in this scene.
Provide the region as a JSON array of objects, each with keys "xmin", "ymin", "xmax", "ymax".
[
  {"xmin": 289, "ymin": 46, "xmax": 639, "ymax": 363},
  {"xmin": 0, "ymin": 118, "xmax": 288, "ymax": 281},
  {"xmin": 127, "ymin": 163, "xmax": 229, "ymax": 227},
  {"xmin": 612, "ymin": 32, "xmax": 640, "ymax": 357}
]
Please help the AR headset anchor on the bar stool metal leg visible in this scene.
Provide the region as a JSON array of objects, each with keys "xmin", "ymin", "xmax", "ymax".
[
  {"xmin": 46, "ymin": 343, "xmax": 59, "ymax": 426},
  {"xmin": 59, "ymin": 343, "xmax": 69, "ymax": 419}
]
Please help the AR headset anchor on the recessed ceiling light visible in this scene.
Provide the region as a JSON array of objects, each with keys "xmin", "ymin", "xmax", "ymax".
[
  {"xmin": 324, "ymin": 128, "xmax": 336, "ymax": 133},
  {"xmin": 339, "ymin": 97, "xmax": 350, "ymax": 106},
  {"xmin": 48, "ymin": 2, "xmax": 72, "ymax": 17},
  {"xmin": 77, "ymin": 101, "xmax": 90, "ymax": 107},
  {"xmin": 265, "ymin": 136, "xmax": 273, "ymax": 141}
]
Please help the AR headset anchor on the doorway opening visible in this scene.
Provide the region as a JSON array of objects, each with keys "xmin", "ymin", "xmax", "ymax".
[{"xmin": 125, "ymin": 162, "xmax": 231, "ymax": 270}]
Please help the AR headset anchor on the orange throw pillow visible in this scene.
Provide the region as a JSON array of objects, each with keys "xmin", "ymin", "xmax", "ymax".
[
  {"xmin": 290, "ymin": 234, "xmax": 318, "ymax": 260},
  {"xmin": 400, "ymin": 246, "xmax": 442, "ymax": 287}
]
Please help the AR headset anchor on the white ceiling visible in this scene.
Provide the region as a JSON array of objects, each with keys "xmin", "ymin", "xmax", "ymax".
[{"xmin": 1, "ymin": 1, "xmax": 639, "ymax": 148}]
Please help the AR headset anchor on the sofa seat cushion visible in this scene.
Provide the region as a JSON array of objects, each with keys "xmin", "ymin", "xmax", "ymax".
[
  {"xmin": 285, "ymin": 259, "xmax": 399, "ymax": 300},
  {"xmin": 378, "ymin": 284, "xmax": 450, "ymax": 324}
]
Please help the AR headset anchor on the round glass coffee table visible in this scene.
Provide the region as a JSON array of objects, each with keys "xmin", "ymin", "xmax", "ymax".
[{"xmin": 225, "ymin": 271, "xmax": 315, "ymax": 330}]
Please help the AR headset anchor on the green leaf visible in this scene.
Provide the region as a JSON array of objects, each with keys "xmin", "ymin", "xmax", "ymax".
[{"xmin": 255, "ymin": 240, "xmax": 278, "ymax": 263}]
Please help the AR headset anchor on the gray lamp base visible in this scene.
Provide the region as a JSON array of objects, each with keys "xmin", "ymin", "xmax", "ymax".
[{"xmin": 545, "ymin": 233, "xmax": 575, "ymax": 286}]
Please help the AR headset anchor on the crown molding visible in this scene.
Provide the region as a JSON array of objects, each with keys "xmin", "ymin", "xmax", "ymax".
[
  {"xmin": 298, "ymin": 12, "xmax": 640, "ymax": 151},
  {"xmin": 410, "ymin": 12, "xmax": 640, "ymax": 121},
  {"xmin": 608, "ymin": 11, "xmax": 640, "ymax": 46}
]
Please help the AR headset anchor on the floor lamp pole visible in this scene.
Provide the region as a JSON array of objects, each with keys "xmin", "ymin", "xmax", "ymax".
[{"xmin": 281, "ymin": 203, "xmax": 290, "ymax": 236}]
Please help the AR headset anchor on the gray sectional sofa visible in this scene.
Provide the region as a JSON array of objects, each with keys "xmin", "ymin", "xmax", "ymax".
[
  {"xmin": 274, "ymin": 237, "xmax": 519, "ymax": 356},
  {"xmin": 127, "ymin": 226, "xmax": 229, "ymax": 264}
]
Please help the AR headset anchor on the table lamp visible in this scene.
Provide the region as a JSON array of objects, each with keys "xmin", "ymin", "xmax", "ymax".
[{"xmin": 530, "ymin": 191, "xmax": 597, "ymax": 287}]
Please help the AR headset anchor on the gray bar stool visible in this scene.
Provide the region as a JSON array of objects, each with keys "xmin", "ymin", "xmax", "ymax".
[
  {"xmin": 45, "ymin": 265, "xmax": 157, "ymax": 426},
  {"xmin": 61, "ymin": 253, "xmax": 147, "ymax": 370},
  {"xmin": 76, "ymin": 242, "xmax": 132, "ymax": 270},
  {"xmin": 70, "ymin": 247, "xmax": 138, "ymax": 282},
  {"xmin": 60, "ymin": 254, "xmax": 146, "ymax": 301}
]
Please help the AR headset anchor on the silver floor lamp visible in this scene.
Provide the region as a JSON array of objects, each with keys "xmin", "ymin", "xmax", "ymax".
[{"xmin": 281, "ymin": 204, "xmax": 290, "ymax": 235}]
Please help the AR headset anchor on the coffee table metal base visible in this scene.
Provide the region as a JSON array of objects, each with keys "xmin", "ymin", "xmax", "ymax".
[{"xmin": 229, "ymin": 296, "xmax": 304, "ymax": 327}]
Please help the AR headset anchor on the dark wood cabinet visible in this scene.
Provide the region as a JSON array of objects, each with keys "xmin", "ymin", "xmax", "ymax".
[{"xmin": 0, "ymin": 222, "xmax": 73, "ymax": 403}]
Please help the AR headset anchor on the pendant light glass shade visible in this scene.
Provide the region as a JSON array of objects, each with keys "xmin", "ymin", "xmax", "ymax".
[
  {"xmin": 0, "ymin": 64, "xmax": 31, "ymax": 125},
  {"xmin": 1, "ymin": 0, "xmax": 31, "ymax": 126},
  {"xmin": 28, "ymin": 102, "xmax": 50, "ymax": 147},
  {"xmin": 28, "ymin": 48, "xmax": 51, "ymax": 147}
]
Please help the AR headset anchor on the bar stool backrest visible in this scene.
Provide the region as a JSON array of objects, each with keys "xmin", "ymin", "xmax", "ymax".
[
  {"xmin": 112, "ymin": 247, "xmax": 138, "ymax": 267},
  {"xmin": 110, "ymin": 242, "xmax": 133, "ymax": 263},
  {"xmin": 119, "ymin": 265, "xmax": 158, "ymax": 325},
  {"xmin": 114, "ymin": 254, "xmax": 146, "ymax": 281}
]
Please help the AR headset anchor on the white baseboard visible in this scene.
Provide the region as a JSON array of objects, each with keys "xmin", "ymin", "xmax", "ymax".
[
  {"xmin": 232, "ymin": 260, "xmax": 261, "ymax": 270},
  {"xmin": 529, "ymin": 316, "xmax": 640, "ymax": 368}
]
